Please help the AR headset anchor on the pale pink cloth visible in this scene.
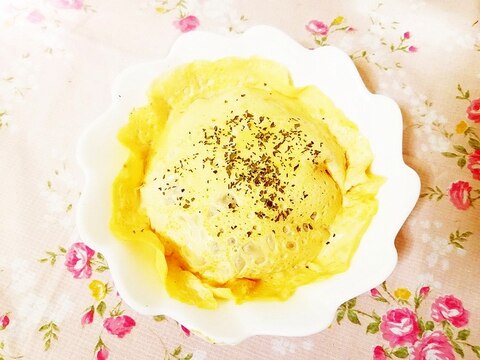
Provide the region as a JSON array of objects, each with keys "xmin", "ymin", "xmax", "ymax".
[{"xmin": 0, "ymin": 1, "xmax": 478, "ymax": 359}]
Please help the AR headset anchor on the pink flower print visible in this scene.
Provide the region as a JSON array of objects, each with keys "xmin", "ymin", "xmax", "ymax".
[
  {"xmin": 412, "ymin": 331, "xmax": 455, "ymax": 360},
  {"xmin": 0, "ymin": 314, "xmax": 10, "ymax": 330},
  {"xmin": 305, "ymin": 20, "xmax": 329, "ymax": 36},
  {"xmin": 408, "ymin": 45, "xmax": 418, "ymax": 53},
  {"xmin": 65, "ymin": 242, "xmax": 95, "ymax": 279},
  {"xmin": 467, "ymin": 150, "xmax": 480, "ymax": 180},
  {"xmin": 370, "ymin": 288, "xmax": 381, "ymax": 297},
  {"xmin": 403, "ymin": 31, "xmax": 411, "ymax": 39},
  {"xmin": 346, "ymin": 26, "xmax": 356, "ymax": 32},
  {"xmin": 373, "ymin": 345, "xmax": 387, "ymax": 360},
  {"xmin": 96, "ymin": 346, "xmax": 109, "ymax": 360},
  {"xmin": 380, "ymin": 308, "xmax": 420, "ymax": 347},
  {"xmin": 448, "ymin": 181, "xmax": 472, "ymax": 210},
  {"xmin": 27, "ymin": 10, "xmax": 45, "ymax": 24},
  {"xmin": 431, "ymin": 295, "xmax": 469, "ymax": 328},
  {"xmin": 81, "ymin": 307, "xmax": 94, "ymax": 326},
  {"xmin": 419, "ymin": 286, "xmax": 430, "ymax": 298},
  {"xmin": 181, "ymin": 324, "xmax": 191, "ymax": 336},
  {"xmin": 51, "ymin": 0, "xmax": 83, "ymax": 9},
  {"xmin": 174, "ymin": 15, "xmax": 200, "ymax": 33},
  {"xmin": 103, "ymin": 315, "xmax": 136, "ymax": 338},
  {"xmin": 467, "ymin": 98, "xmax": 480, "ymax": 123}
]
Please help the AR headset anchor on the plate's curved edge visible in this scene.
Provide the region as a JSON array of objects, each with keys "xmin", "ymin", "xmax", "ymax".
[
  {"xmin": 370, "ymin": 92, "xmax": 421, "ymax": 215},
  {"xmin": 76, "ymin": 59, "xmax": 165, "ymax": 253},
  {"xmin": 366, "ymin": 92, "xmax": 421, "ymax": 285},
  {"xmin": 76, "ymin": 111, "xmax": 111, "ymax": 254},
  {"xmin": 75, "ymin": 25, "xmax": 422, "ymax": 344},
  {"xmin": 311, "ymin": 44, "xmax": 368, "ymax": 90},
  {"xmin": 289, "ymin": 46, "xmax": 418, "ymax": 303}
]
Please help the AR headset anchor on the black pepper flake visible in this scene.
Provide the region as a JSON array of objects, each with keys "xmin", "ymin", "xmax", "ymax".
[
  {"xmin": 161, "ymin": 109, "xmax": 326, "ymax": 224},
  {"xmin": 255, "ymin": 211, "xmax": 266, "ymax": 219}
]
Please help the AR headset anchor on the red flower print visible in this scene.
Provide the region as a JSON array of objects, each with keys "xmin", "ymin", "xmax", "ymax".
[
  {"xmin": 431, "ymin": 295, "xmax": 469, "ymax": 328},
  {"xmin": 403, "ymin": 31, "xmax": 411, "ymax": 39},
  {"xmin": 408, "ymin": 45, "xmax": 418, "ymax": 53},
  {"xmin": 65, "ymin": 242, "xmax": 95, "ymax": 279},
  {"xmin": 448, "ymin": 181, "xmax": 472, "ymax": 210},
  {"xmin": 466, "ymin": 98, "xmax": 480, "ymax": 123},
  {"xmin": 467, "ymin": 150, "xmax": 480, "ymax": 180},
  {"xmin": 174, "ymin": 15, "xmax": 200, "ymax": 33},
  {"xmin": 373, "ymin": 345, "xmax": 387, "ymax": 360},
  {"xmin": 370, "ymin": 288, "xmax": 381, "ymax": 297},
  {"xmin": 181, "ymin": 324, "xmax": 191, "ymax": 336},
  {"xmin": 305, "ymin": 20, "xmax": 329, "ymax": 36},
  {"xmin": 81, "ymin": 307, "xmax": 94, "ymax": 326},
  {"xmin": 0, "ymin": 314, "xmax": 10, "ymax": 330},
  {"xmin": 103, "ymin": 315, "xmax": 136, "ymax": 338},
  {"xmin": 96, "ymin": 346, "xmax": 109, "ymax": 360},
  {"xmin": 380, "ymin": 308, "xmax": 420, "ymax": 347},
  {"xmin": 419, "ymin": 286, "xmax": 430, "ymax": 298},
  {"xmin": 50, "ymin": 0, "xmax": 83, "ymax": 9},
  {"xmin": 412, "ymin": 331, "xmax": 455, "ymax": 360}
]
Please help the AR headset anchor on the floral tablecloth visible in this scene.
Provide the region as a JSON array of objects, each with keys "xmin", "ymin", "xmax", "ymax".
[{"xmin": 1, "ymin": 0, "xmax": 479, "ymax": 359}]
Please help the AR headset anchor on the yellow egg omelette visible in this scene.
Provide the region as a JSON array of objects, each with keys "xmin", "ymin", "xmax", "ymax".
[{"xmin": 110, "ymin": 57, "xmax": 384, "ymax": 309}]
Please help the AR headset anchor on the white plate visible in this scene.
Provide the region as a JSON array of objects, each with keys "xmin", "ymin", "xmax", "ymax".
[{"xmin": 76, "ymin": 25, "xmax": 420, "ymax": 344}]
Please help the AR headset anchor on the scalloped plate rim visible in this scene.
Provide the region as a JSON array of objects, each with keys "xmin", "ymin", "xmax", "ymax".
[{"xmin": 76, "ymin": 25, "xmax": 420, "ymax": 344}]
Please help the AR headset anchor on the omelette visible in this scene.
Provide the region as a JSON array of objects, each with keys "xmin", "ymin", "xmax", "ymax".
[{"xmin": 110, "ymin": 57, "xmax": 383, "ymax": 309}]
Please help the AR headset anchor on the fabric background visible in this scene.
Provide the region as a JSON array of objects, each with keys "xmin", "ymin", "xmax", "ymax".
[{"xmin": 0, "ymin": 0, "xmax": 479, "ymax": 359}]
